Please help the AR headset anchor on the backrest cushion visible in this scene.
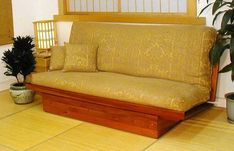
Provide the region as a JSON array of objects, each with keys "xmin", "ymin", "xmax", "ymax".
[
  {"xmin": 69, "ymin": 22, "xmax": 216, "ymax": 89},
  {"xmin": 63, "ymin": 43, "xmax": 98, "ymax": 72},
  {"xmin": 49, "ymin": 46, "xmax": 66, "ymax": 70}
]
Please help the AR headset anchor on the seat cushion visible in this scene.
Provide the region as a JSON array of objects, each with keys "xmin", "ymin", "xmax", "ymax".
[
  {"xmin": 69, "ymin": 22, "xmax": 216, "ymax": 90},
  {"xmin": 31, "ymin": 71, "xmax": 210, "ymax": 112}
]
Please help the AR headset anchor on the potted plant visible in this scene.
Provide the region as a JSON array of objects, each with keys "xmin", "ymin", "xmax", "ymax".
[
  {"xmin": 1, "ymin": 36, "xmax": 36, "ymax": 104},
  {"xmin": 200, "ymin": 0, "xmax": 234, "ymax": 123}
]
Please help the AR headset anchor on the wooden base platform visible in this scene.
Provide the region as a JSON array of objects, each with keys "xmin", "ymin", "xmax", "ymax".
[{"xmin": 27, "ymin": 84, "xmax": 212, "ymax": 138}]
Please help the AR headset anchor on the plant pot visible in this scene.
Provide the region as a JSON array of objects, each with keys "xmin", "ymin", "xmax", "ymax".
[
  {"xmin": 9, "ymin": 83, "xmax": 35, "ymax": 104},
  {"xmin": 225, "ymin": 92, "xmax": 234, "ymax": 124}
]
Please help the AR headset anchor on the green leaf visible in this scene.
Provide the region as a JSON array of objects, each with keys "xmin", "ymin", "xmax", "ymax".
[
  {"xmin": 209, "ymin": 41, "xmax": 228, "ymax": 65},
  {"xmin": 231, "ymin": 35, "xmax": 234, "ymax": 62},
  {"xmin": 221, "ymin": 10, "xmax": 233, "ymax": 30},
  {"xmin": 199, "ymin": 2, "xmax": 214, "ymax": 16},
  {"xmin": 219, "ymin": 63, "xmax": 233, "ymax": 73},
  {"xmin": 232, "ymin": 70, "xmax": 234, "ymax": 81},
  {"xmin": 213, "ymin": 10, "xmax": 225, "ymax": 25},
  {"xmin": 231, "ymin": 9, "xmax": 234, "ymax": 23},
  {"xmin": 212, "ymin": 2, "xmax": 234, "ymax": 25},
  {"xmin": 212, "ymin": 0, "xmax": 222, "ymax": 15}
]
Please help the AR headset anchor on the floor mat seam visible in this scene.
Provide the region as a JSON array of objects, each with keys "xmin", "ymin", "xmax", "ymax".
[
  {"xmin": 0, "ymin": 102, "xmax": 41, "ymax": 120},
  {"xmin": 24, "ymin": 122, "xmax": 84, "ymax": 151}
]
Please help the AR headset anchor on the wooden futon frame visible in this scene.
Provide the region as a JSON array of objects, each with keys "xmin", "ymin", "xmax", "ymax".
[{"xmin": 27, "ymin": 65, "xmax": 218, "ymax": 138}]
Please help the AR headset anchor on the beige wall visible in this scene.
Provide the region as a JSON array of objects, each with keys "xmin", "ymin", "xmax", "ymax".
[{"xmin": 0, "ymin": 0, "xmax": 58, "ymax": 90}]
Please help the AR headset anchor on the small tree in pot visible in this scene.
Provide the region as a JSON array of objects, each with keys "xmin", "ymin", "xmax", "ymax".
[
  {"xmin": 2, "ymin": 36, "xmax": 36, "ymax": 104},
  {"xmin": 200, "ymin": 0, "xmax": 234, "ymax": 123}
]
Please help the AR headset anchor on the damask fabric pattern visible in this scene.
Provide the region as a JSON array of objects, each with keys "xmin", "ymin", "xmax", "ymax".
[
  {"xmin": 63, "ymin": 43, "xmax": 98, "ymax": 72},
  {"xmin": 69, "ymin": 22, "xmax": 216, "ymax": 91},
  {"xmin": 49, "ymin": 46, "xmax": 66, "ymax": 70},
  {"xmin": 31, "ymin": 71, "xmax": 209, "ymax": 112}
]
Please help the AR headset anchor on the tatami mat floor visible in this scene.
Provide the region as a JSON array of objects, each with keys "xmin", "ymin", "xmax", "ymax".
[{"xmin": 0, "ymin": 90, "xmax": 233, "ymax": 151}]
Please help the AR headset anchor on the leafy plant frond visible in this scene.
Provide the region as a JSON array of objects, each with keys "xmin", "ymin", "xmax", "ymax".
[
  {"xmin": 213, "ymin": 10, "xmax": 226, "ymax": 25},
  {"xmin": 199, "ymin": 2, "xmax": 214, "ymax": 16},
  {"xmin": 212, "ymin": 0, "xmax": 222, "ymax": 15},
  {"xmin": 209, "ymin": 42, "xmax": 229, "ymax": 65},
  {"xmin": 1, "ymin": 36, "xmax": 35, "ymax": 84},
  {"xmin": 221, "ymin": 9, "xmax": 233, "ymax": 30},
  {"xmin": 231, "ymin": 34, "xmax": 234, "ymax": 62},
  {"xmin": 202, "ymin": 0, "xmax": 234, "ymax": 81},
  {"xmin": 219, "ymin": 63, "xmax": 233, "ymax": 73}
]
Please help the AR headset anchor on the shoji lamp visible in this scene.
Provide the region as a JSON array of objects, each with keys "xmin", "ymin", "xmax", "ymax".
[{"xmin": 33, "ymin": 20, "xmax": 58, "ymax": 72}]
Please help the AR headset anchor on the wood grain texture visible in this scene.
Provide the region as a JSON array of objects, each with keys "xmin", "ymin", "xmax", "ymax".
[
  {"xmin": 58, "ymin": 0, "xmax": 67, "ymax": 15},
  {"xmin": 35, "ymin": 57, "xmax": 50, "ymax": 72},
  {"xmin": 210, "ymin": 64, "xmax": 219, "ymax": 102},
  {"xmin": 42, "ymin": 92, "xmax": 179, "ymax": 138},
  {"xmin": 187, "ymin": 0, "xmax": 197, "ymax": 16},
  {"xmin": 54, "ymin": 14, "xmax": 206, "ymax": 25}
]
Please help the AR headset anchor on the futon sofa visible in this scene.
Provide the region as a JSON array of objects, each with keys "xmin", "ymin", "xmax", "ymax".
[{"xmin": 28, "ymin": 22, "xmax": 217, "ymax": 138}]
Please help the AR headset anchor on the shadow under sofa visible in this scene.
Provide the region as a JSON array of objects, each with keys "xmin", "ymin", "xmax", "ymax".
[{"xmin": 28, "ymin": 22, "xmax": 218, "ymax": 138}]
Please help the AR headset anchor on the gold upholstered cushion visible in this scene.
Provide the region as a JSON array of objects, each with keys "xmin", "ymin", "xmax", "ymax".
[
  {"xmin": 49, "ymin": 46, "xmax": 66, "ymax": 70},
  {"xmin": 63, "ymin": 43, "xmax": 98, "ymax": 72},
  {"xmin": 69, "ymin": 22, "xmax": 216, "ymax": 91},
  {"xmin": 31, "ymin": 71, "xmax": 210, "ymax": 112}
]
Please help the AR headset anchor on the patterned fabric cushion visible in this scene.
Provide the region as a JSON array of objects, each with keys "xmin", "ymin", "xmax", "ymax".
[
  {"xmin": 31, "ymin": 71, "xmax": 210, "ymax": 112},
  {"xmin": 49, "ymin": 46, "xmax": 66, "ymax": 70},
  {"xmin": 69, "ymin": 22, "xmax": 216, "ymax": 91},
  {"xmin": 63, "ymin": 43, "xmax": 98, "ymax": 72}
]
